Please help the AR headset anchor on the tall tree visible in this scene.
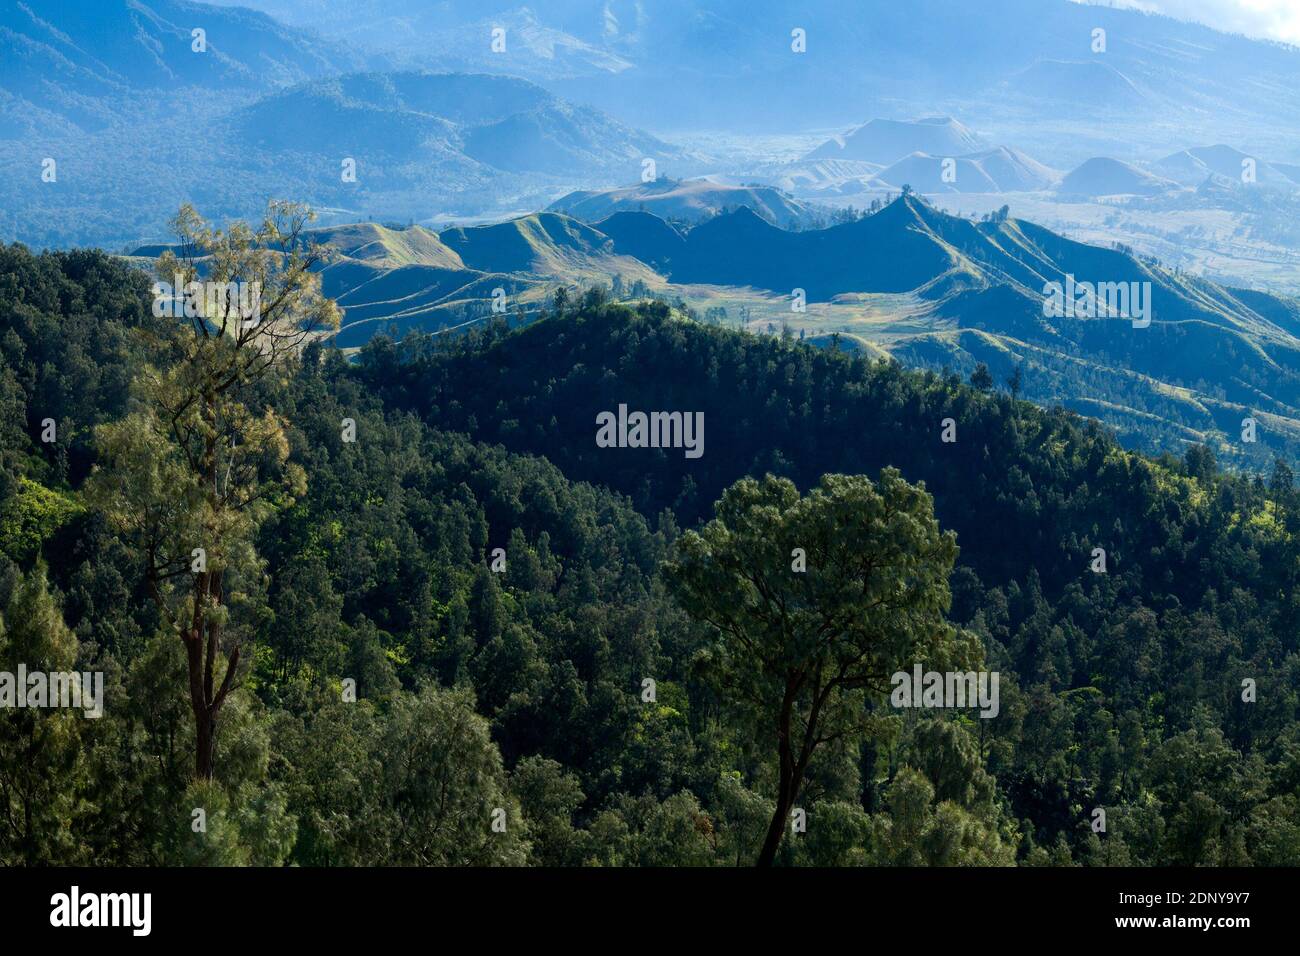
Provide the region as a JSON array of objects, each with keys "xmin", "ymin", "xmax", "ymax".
[
  {"xmin": 88, "ymin": 202, "xmax": 339, "ymax": 779},
  {"xmin": 666, "ymin": 470, "xmax": 978, "ymax": 865},
  {"xmin": 0, "ymin": 564, "xmax": 88, "ymax": 864}
]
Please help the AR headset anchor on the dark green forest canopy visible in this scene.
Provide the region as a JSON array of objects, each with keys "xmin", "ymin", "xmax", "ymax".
[
  {"xmin": 2, "ymin": 246, "xmax": 1298, "ymax": 866},
  {"xmin": 355, "ymin": 300, "xmax": 1300, "ymax": 613}
]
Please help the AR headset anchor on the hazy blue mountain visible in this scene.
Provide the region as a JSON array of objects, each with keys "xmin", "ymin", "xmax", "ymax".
[
  {"xmin": 460, "ymin": 97, "xmax": 679, "ymax": 175},
  {"xmin": 1154, "ymin": 145, "xmax": 1300, "ymax": 187},
  {"xmin": 0, "ymin": 0, "xmax": 363, "ymax": 129},
  {"xmin": 229, "ymin": 71, "xmax": 682, "ymax": 175},
  {"xmin": 83, "ymin": 0, "xmax": 1300, "ymax": 149},
  {"xmin": 232, "ymin": 76, "xmax": 460, "ymax": 156},
  {"xmin": 1057, "ymin": 157, "xmax": 1178, "ymax": 198},
  {"xmin": 806, "ymin": 118, "xmax": 985, "ymax": 165},
  {"xmin": 10, "ymin": 0, "xmax": 1300, "ymax": 250},
  {"xmin": 0, "ymin": 57, "xmax": 686, "ymax": 248},
  {"xmin": 196, "ymin": 0, "xmax": 1300, "ymax": 158},
  {"xmin": 872, "ymin": 146, "xmax": 1060, "ymax": 194},
  {"xmin": 764, "ymin": 158, "xmax": 886, "ymax": 196},
  {"xmin": 202, "ymin": 1, "xmax": 636, "ymax": 78},
  {"xmin": 548, "ymin": 177, "xmax": 812, "ymax": 227},
  {"xmin": 0, "ymin": 0, "xmax": 377, "ymax": 243},
  {"xmin": 999, "ymin": 59, "xmax": 1150, "ymax": 112}
]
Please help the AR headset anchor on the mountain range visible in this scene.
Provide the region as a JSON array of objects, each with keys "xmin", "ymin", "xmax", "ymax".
[
  {"xmin": 777, "ymin": 121, "xmax": 1300, "ymax": 201},
  {"xmin": 1, "ymin": 32, "xmax": 690, "ymax": 249},
  {"xmin": 132, "ymin": 213, "xmax": 663, "ymax": 347},
  {"xmin": 128, "ymin": 192, "xmax": 1300, "ymax": 463},
  {"xmin": 229, "ymin": 70, "xmax": 684, "ymax": 176},
  {"xmin": 1153, "ymin": 145, "xmax": 1300, "ymax": 188},
  {"xmin": 9, "ymin": 0, "xmax": 1300, "ymax": 464},
  {"xmin": 203, "ymin": 0, "xmax": 1300, "ymax": 153},
  {"xmin": 874, "ymin": 148, "xmax": 1061, "ymax": 194},
  {"xmin": 656, "ymin": 196, "xmax": 1300, "ymax": 462},
  {"xmin": 8, "ymin": 0, "xmax": 1300, "ymax": 255}
]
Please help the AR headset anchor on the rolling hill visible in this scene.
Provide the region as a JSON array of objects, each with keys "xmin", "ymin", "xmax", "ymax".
[
  {"xmin": 873, "ymin": 146, "xmax": 1060, "ymax": 193},
  {"xmin": 548, "ymin": 177, "xmax": 814, "ymax": 227},
  {"xmin": 442, "ymin": 212, "xmax": 612, "ymax": 274},
  {"xmin": 1057, "ymin": 158, "xmax": 1178, "ymax": 198},
  {"xmin": 763, "ymin": 159, "xmax": 886, "ymax": 196},
  {"xmin": 1154, "ymin": 146, "xmax": 1300, "ymax": 188},
  {"xmin": 652, "ymin": 195, "xmax": 1300, "ymax": 463},
  {"xmin": 305, "ymin": 222, "xmax": 466, "ymax": 269},
  {"xmin": 321, "ymin": 213, "xmax": 659, "ymax": 344},
  {"xmin": 667, "ymin": 201, "xmax": 962, "ymax": 295},
  {"xmin": 323, "ymin": 195, "xmax": 1300, "ymax": 463},
  {"xmin": 127, "ymin": 212, "xmax": 658, "ymax": 347},
  {"xmin": 124, "ymin": 193, "xmax": 1300, "ymax": 462}
]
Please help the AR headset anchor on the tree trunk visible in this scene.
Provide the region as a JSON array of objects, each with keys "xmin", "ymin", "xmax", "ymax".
[
  {"xmin": 756, "ymin": 788, "xmax": 795, "ymax": 866},
  {"xmin": 194, "ymin": 707, "xmax": 216, "ymax": 780},
  {"xmin": 185, "ymin": 627, "xmax": 209, "ymax": 779},
  {"xmin": 184, "ymin": 612, "xmax": 224, "ymax": 781},
  {"xmin": 756, "ymin": 685, "xmax": 799, "ymax": 866}
]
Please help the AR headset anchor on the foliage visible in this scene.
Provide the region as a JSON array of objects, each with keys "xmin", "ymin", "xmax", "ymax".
[{"xmin": 1, "ymin": 251, "xmax": 1297, "ymax": 866}]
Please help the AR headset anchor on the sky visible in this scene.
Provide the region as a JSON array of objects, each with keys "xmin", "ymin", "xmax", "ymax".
[{"xmin": 1079, "ymin": 0, "xmax": 1300, "ymax": 44}]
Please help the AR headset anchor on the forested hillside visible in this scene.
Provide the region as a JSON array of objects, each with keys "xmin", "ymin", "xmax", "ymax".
[
  {"xmin": 2, "ymin": 244, "xmax": 1297, "ymax": 865},
  {"xmin": 355, "ymin": 300, "xmax": 1300, "ymax": 864}
]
